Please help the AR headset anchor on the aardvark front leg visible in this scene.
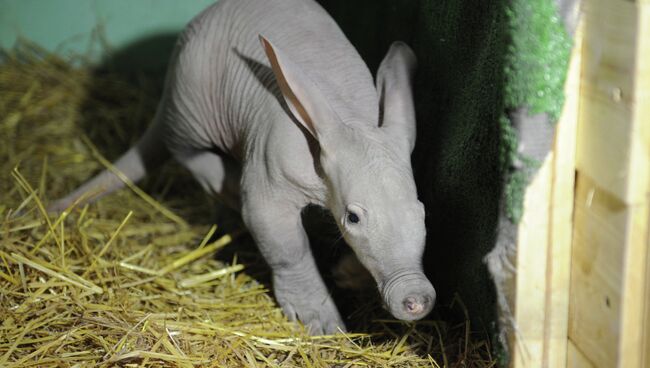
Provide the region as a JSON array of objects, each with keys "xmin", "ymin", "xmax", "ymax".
[{"xmin": 242, "ymin": 192, "xmax": 345, "ymax": 335}]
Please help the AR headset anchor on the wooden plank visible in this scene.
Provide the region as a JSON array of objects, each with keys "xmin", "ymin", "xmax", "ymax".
[
  {"xmin": 512, "ymin": 154, "xmax": 553, "ymax": 368},
  {"xmin": 569, "ymin": 174, "xmax": 650, "ymax": 368},
  {"xmin": 511, "ymin": 21, "xmax": 583, "ymax": 368},
  {"xmin": 569, "ymin": 0, "xmax": 650, "ymax": 366},
  {"xmin": 636, "ymin": 6, "xmax": 650, "ymax": 368},
  {"xmin": 618, "ymin": 193, "xmax": 650, "ymax": 368},
  {"xmin": 617, "ymin": 3, "xmax": 650, "ymax": 366},
  {"xmin": 569, "ymin": 174, "xmax": 625, "ymax": 368},
  {"xmin": 567, "ymin": 339, "xmax": 596, "ymax": 368},
  {"xmin": 641, "ymin": 236, "xmax": 650, "ymax": 367},
  {"xmin": 576, "ymin": 0, "xmax": 643, "ymax": 205},
  {"xmin": 545, "ymin": 21, "xmax": 583, "ymax": 368}
]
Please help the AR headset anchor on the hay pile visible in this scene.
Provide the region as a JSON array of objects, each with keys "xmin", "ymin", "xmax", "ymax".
[{"xmin": 0, "ymin": 42, "xmax": 496, "ymax": 367}]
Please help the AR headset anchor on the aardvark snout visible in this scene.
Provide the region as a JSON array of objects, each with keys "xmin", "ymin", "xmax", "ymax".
[{"xmin": 380, "ymin": 269, "xmax": 436, "ymax": 321}]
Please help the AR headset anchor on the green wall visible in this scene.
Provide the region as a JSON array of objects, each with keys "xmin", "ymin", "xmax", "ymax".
[{"xmin": 0, "ymin": 0, "xmax": 214, "ymax": 73}]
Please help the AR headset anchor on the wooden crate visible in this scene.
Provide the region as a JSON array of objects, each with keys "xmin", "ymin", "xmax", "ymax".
[{"xmin": 511, "ymin": 0, "xmax": 650, "ymax": 366}]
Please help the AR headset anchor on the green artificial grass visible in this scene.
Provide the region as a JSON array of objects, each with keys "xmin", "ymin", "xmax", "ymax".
[
  {"xmin": 504, "ymin": 0, "xmax": 572, "ymax": 122},
  {"xmin": 501, "ymin": 0, "xmax": 572, "ymax": 222}
]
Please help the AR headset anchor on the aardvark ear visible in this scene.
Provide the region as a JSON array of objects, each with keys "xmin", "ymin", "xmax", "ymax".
[
  {"xmin": 260, "ymin": 35, "xmax": 339, "ymax": 146},
  {"xmin": 377, "ymin": 41, "xmax": 418, "ymax": 155}
]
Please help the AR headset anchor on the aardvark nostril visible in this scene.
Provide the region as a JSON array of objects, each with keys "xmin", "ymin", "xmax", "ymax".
[
  {"xmin": 403, "ymin": 295, "xmax": 431, "ymax": 315},
  {"xmin": 404, "ymin": 296, "xmax": 424, "ymax": 314}
]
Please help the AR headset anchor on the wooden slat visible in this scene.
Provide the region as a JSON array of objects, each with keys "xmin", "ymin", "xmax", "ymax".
[
  {"xmin": 619, "ymin": 193, "xmax": 650, "ymax": 368},
  {"xmin": 570, "ymin": 174, "xmax": 625, "ymax": 368},
  {"xmin": 513, "ymin": 154, "xmax": 553, "ymax": 368},
  {"xmin": 567, "ymin": 339, "xmax": 596, "ymax": 368},
  {"xmin": 570, "ymin": 173, "xmax": 650, "ymax": 368},
  {"xmin": 641, "ymin": 236, "xmax": 650, "ymax": 367},
  {"xmin": 569, "ymin": 0, "xmax": 650, "ymax": 366},
  {"xmin": 576, "ymin": 0, "xmax": 643, "ymax": 205},
  {"xmin": 545, "ymin": 21, "xmax": 583, "ymax": 368},
  {"xmin": 636, "ymin": 6, "xmax": 650, "ymax": 368},
  {"xmin": 618, "ymin": 3, "xmax": 650, "ymax": 366},
  {"xmin": 511, "ymin": 19, "xmax": 583, "ymax": 368}
]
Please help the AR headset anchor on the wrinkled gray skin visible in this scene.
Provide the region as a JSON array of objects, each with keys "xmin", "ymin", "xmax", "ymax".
[{"xmin": 50, "ymin": 0, "xmax": 435, "ymax": 334}]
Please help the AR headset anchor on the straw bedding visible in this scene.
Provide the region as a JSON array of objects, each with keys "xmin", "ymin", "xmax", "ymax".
[{"xmin": 0, "ymin": 43, "xmax": 496, "ymax": 367}]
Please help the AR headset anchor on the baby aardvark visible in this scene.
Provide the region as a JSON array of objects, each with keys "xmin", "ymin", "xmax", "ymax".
[{"xmin": 51, "ymin": 0, "xmax": 436, "ymax": 334}]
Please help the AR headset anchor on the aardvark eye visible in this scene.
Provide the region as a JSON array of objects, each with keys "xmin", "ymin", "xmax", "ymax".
[{"xmin": 347, "ymin": 212, "xmax": 360, "ymax": 224}]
